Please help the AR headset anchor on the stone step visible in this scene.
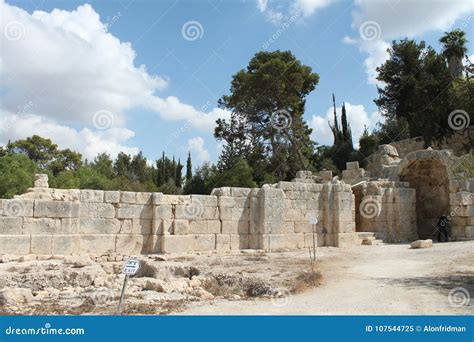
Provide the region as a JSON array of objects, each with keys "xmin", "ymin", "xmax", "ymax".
[
  {"xmin": 361, "ymin": 238, "xmax": 384, "ymax": 245},
  {"xmin": 356, "ymin": 232, "xmax": 376, "ymax": 239}
]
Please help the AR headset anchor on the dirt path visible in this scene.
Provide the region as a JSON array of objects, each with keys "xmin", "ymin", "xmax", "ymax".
[{"xmin": 179, "ymin": 241, "xmax": 474, "ymax": 315}]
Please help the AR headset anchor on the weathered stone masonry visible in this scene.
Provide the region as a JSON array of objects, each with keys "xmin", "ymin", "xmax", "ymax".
[{"xmin": 0, "ymin": 172, "xmax": 357, "ymax": 255}]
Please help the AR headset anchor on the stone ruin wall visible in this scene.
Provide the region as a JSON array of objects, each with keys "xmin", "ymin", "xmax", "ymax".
[
  {"xmin": 389, "ymin": 126, "xmax": 473, "ymax": 158},
  {"xmin": 0, "ymin": 173, "xmax": 358, "ymax": 255}
]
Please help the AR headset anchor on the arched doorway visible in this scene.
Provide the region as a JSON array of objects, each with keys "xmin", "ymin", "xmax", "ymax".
[{"xmin": 400, "ymin": 158, "xmax": 450, "ymax": 239}]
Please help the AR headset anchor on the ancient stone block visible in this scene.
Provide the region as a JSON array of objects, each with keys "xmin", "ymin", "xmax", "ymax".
[
  {"xmin": 116, "ymin": 204, "xmax": 152, "ymax": 219},
  {"xmin": 0, "ymin": 235, "xmax": 30, "ymax": 254},
  {"xmin": 81, "ymin": 203, "xmax": 116, "ymax": 219},
  {"xmin": 116, "ymin": 234, "xmax": 149, "ymax": 254},
  {"xmin": 80, "ymin": 190, "xmax": 104, "ymax": 203},
  {"xmin": 23, "ymin": 218, "xmax": 61, "ymax": 235},
  {"xmin": 230, "ymin": 234, "xmax": 250, "ymax": 250},
  {"xmin": 152, "ymin": 219, "xmax": 172, "ymax": 235},
  {"xmin": 52, "ymin": 235, "xmax": 81, "ymax": 254},
  {"xmin": 466, "ymin": 226, "xmax": 474, "ymax": 239},
  {"xmin": 216, "ymin": 234, "xmax": 231, "ymax": 251},
  {"xmin": 147, "ymin": 235, "xmax": 162, "ymax": 253},
  {"xmin": 231, "ymin": 188, "xmax": 252, "ymax": 197},
  {"xmin": 189, "ymin": 220, "xmax": 221, "ymax": 234},
  {"xmin": 120, "ymin": 191, "xmax": 137, "ymax": 204},
  {"xmin": 410, "ymin": 239, "xmax": 433, "ymax": 248},
  {"xmin": 80, "ymin": 234, "xmax": 115, "ymax": 254},
  {"xmin": 61, "ymin": 218, "xmax": 79, "ymax": 234},
  {"xmin": 190, "ymin": 194, "xmax": 218, "ymax": 207},
  {"xmin": 104, "ymin": 191, "xmax": 120, "ymax": 203},
  {"xmin": 219, "ymin": 207, "xmax": 232, "ymax": 221},
  {"xmin": 132, "ymin": 219, "xmax": 152, "ymax": 234},
  {"xmin": 0, "ymin": 217, "xmax": 23, "ymax": 234},
  {"xmin": 152, "ymin": 192, "xmax": 164, "ymax": 205},
  {"xmin": 136, "ymin": 192, "xmax": 152, "ymax": 204},
  {"xmin": 34, "ymin": 174, "xmax": 49, "ymax": 188},
  {"xmin": 79, "ymin": 218, "xmax": 120, "ymax": 234},
  {"xmin": 220, "ymin": 220, "xmax": 247, "ymax": 234},
  {"xmin": 173, "ymin": 220, "xmax": 189, "ymax": 235},
  {"xmin": 34, "ymin": 201, "xmax": 80, "ymax": 218},
  {"xmin": 154, "ymin": 204, "xmax": 172, "ymax": 220},
  {"xmin": 334, "ymin": 233, "xmax": 359, "ymax": 247},
  {"xmin": 118, "ymin": 219, "xmax": 133, "ymax": 234},
  {"xmin": 190, "ymin": 234, "xmax": 215, "ymax": 251},
  {"xmin": 161, "ymin": 235, "xmax": 191, "ymax": 253},
  {"xmin": 1, "ymin": 200, "xmax": 34, "ymax": 217},
  {"xmin": 30, "ymin": 235, "xmax": 52, "ymax": 254},
  {"xmin": 449, "ymin": 192, "xmax": 473, "ymax": 206}
]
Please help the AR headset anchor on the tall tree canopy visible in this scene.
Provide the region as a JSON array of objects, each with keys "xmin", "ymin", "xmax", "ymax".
[
  {"xmin": 439, "ymin": 29, "xmax": 468, "ymax": 78},
  {"xmin": 216, "ymin": 50, "xmax": 319, "ymax": 183}
]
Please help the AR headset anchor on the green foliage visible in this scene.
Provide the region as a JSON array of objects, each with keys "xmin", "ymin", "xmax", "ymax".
[
  {"xmin": 0, "ymin": 154, "xmax": 36, "ymax": 198},
  {"xmin": 7, "ymin": 135, "xmax": 58, "ymax": 169},
  {"xmin": 358, "ymin": 126, "xmax": 380, "ymax": 160},
  {"xmin": 216, "ymin": 50, "xmax": 319, "ymax": 182},
  {"xmin": 439, "ymin": 29, "xmax": 468, "ymax": 78}
]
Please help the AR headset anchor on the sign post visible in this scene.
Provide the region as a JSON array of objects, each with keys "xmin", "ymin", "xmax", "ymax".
[
  {"xmin": 309, "ymin": 216, "xmax": 318, "ymax": 261},
  {"xmin": 117, "ymin": 258, "xmax": 140, "ymax": 314}
]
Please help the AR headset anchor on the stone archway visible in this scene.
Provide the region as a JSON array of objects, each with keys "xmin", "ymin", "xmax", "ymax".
[{"xmin": 399, "ymin": 152, "xmax": 452, "ymax": 239}]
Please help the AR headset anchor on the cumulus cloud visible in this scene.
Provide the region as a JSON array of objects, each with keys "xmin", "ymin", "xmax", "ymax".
[
  {"xmin": 0, "ymin": 110, "xmax": 138, "ymax": 160},
  {"xmin": 187, "ymin": 137, "xmax": 210, "ymax": 163},
  {"xmin": 0, "ymin": 1, "xmax": 228, "ymax": 158},
  {"xmin": 256, "ymin": 0, "xmax": 335, "ymax": 23},
  {"xmin": 309, "ymin": 102, "xmax": 383, "ymax": 147},
  {"xmin": 348, "ymin": 0, "xmax": 474, "ymax": 84}
]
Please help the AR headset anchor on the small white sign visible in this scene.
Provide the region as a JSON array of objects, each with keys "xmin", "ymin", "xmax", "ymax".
[
  {"xmin": 309, "ymin": 217, "xmax": 318, "ymax": 225},
  {"xmin": 123, "ymin": 258, "xmax": 140, "ymax": 275}
]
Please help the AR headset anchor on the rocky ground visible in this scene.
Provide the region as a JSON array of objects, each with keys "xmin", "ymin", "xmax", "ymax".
[{"xmin": 0, "ymin": 250, "xmax": 320, "ymax": 315}]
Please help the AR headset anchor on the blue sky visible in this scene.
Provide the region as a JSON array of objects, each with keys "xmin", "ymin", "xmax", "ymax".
[{"xmin": 1, "ymin": 0, "xmax": 473, "ymax": 167}]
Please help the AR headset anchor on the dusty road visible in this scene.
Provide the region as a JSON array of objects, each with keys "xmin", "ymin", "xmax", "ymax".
[{"xmin": 180, "ymin": 241, "xmax": 474, "ymax": 315}]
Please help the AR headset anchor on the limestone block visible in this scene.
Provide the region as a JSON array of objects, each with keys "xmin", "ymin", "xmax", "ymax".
[
  {"xmin": 294, "ymin": 221, "xmax": 317, "ymax": 234},
  {"xmin": 277, "ymin": 182, "xmax": 294, "ymax": 191},
  {"xmin": 190, "ymin": 234, "xmax": 215, "ymax": 251},
  {"xmin": 161, "ymin": 195, "xmax": 191, "ymax": 205},
  {"xmin": 173, "ymin": 220, "xmax": 189, "ymax": 235},
  {"xmin": 216, "ymin": 234, "xmax": 231, "ymax": 251},
  {"xmin": 449, "ymin": 192, "xmax": 473, "ymax": 206},
  {"xmin": 203, "ymin": 207, "xmax": 219, "ymax": 220},
  {"xmin": 155, "ymin": 204, "xmax": 172, "ymax": 220},
  {"xmin": 61, "ymin": 218, "xmax": 80, "ymax": 234},
  {"xmin": 261, "ymin": 234, "xmax": 303, "ymax": 251},
  {"xmin": 34, "ymin": 201, "xmax": 80, "ymax": 218},
  {"xmin": 80, "ymin": 190, "xmax": 104, "ymax": 203},
  {"xmin": 410, "ymin": 239, "xmax": 433, "ymax": 248},
  {"xmin": 52, "ymin": 235, "xmax": 81, "ymax": 254},
  {"xmin": 118, "ymin": 219, "xmax": 133, "ymax": 234},
  {"xmin": 104, "ymin": 191, "xmax": 120, "ymax": 203},
  {"xmin": 1, "ymin": 199, "xmax": 34, "ymax": 217},
  {"xmin": 0, "ymin": 235, "xmax": 30, "ymax": 254},
  {"xmin": 334, "ymin": 233, "xmax": 359, "ymax": 247},
  {"xmin": 34, "ymin": 174, "xmax": 49, "ymax": 188},
  {"xmin": 120, "ymin": 191, "xmax": 137, "ymax": 204},
  {"xmin": 189, "ymin": 220, "xmax": 221, "ymax": 234},
  {"xmin": 320, "ymin": 171, "xmax": 332, "ymax": 181},
  {"xmin": 79, "ymin": 218, "xmax": 120, "ymax": 234},
  {"xmin": 231, "ymin": 188, "xmax": 252, "ymax": 197},
  {"xmin": 152, "ymin": 219, "xmax": 172, "ymax": 235},
  {"xmin": 232, "ymin": 208, "xmax": 249, "ymax": 221},
  {"xmin": 271, "ymin": 221, "xmax": 294, "ymax": 234},
  {"xmin": 152, "ymin": 192, "xmax": 164, "ymax": 205},
  {"xmin": 465, "ymin": 226, "xmax": 474, "ymax": 239},
  {"xmin": 292, "ymin": 182, "xmax": 308, "ymax": 191},
  {"xmin": 23, "ymin": 218, "xmax": 61, "ymax": 235},
  {"xmin": 147, "ymin": 235, "xmax": 162, "ymax": 253},
  {"xmin": 219, "ymin": 207, "xmax": 232, "ymax": 221},
  {"xmin": 80, "ymin": 234, "xmax": 116, "ymax": 254},
  {"xmin": 210, "ymin": 187, "xmax": 231, "ymax": 197},
  {"xmin": 30, "ymin": 235, "xmax": 52, "ymax": 254},
  {"xmin": 116, "ymin": 234, "xmax": 149, "ymax": 254},
  {"xmin": 259, "ymin": 186, "xmax": 284, "ymax": 199},
  {"xmin": 221, "ymin": 220, "xmax": 249, "ymax": 234},
  {"xmin": 307, "ymin": 184, "xmax": 324, "ymax": 192},
  {"xmin": 190, "ymin": 194, "xmax": 218, "ymax": 207},
  {"xmin": 136, "ymin": 192, "xmax": 152, "ymax": 204},
  {"xmin": 132, "ymin": 219, "xmax": 152, "ymax": 234},
  {"xmin": 80, "ymin": 203, "xmax": 115, "ymax": 219},
  {"xmin": 218, "ymin": 196, "xmax": 250, "ymax": 208},
  {"xmin": 116, "ymin": 204, "xmax": 152, "ymax": 219},
  {"xmin": 231, "ymin": 234, "xmax": 250, "ymax": 250},
  {"xmin": 0, "ymin": 217, "xmax": 23, "ymax": 234},
  {"xmin": 333, "ymin": 221, "xmax": 356, "ymax": 233},
  {"xmin": 161, "ymin": 235, "xmax": 191, "ymax": 253}
]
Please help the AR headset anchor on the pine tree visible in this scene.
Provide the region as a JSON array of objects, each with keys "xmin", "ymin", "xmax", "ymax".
[{"xmin": 175, "ymin": 159, "xmax": 183, "ymax": 188}]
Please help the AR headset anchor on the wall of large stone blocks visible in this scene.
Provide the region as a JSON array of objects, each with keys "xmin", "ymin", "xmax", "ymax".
[{"xmin": 0, "ymin": 175, "xmax": 358, "ymax": 255}]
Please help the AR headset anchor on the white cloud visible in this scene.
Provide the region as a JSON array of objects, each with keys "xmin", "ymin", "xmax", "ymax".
[
  {"xmin": 309, "ymin": 102, "xmax": 383, "ymax": 147},
  {"xmin": 342, "ymin": 35, "xmax": 357, "ymax": 45},
  {"xmin": 350, "ymin": 0, "xmax": 474, "ymax": 84},
  {"xmin": 187, "ymin": 137, "xmax": 210, "ymax": 163},
  {"xmin": 0, "ymin": 110, "xmax": 138, "ymax": 160},
  {"xmin": 0, "ymin": 1, "xmax": 229, "ymax": 159},
  {"xmin": 256, "ymin": 0, "xmax": 335, "ymax": 23}
]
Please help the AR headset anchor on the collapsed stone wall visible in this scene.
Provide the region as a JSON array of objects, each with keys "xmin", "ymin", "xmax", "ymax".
[{"xmin": 0, "ymin": 173, "xmax": 357, "ymax": 255}]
